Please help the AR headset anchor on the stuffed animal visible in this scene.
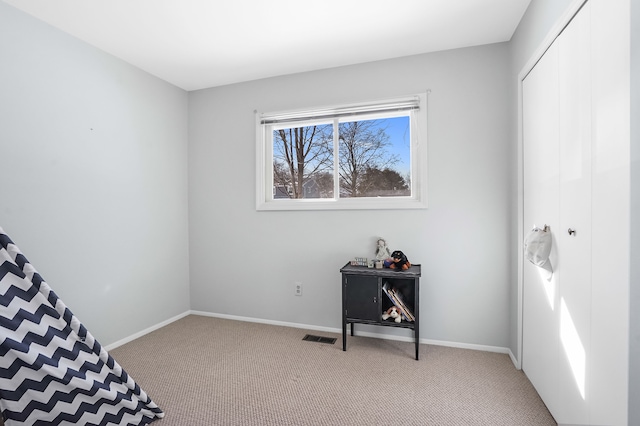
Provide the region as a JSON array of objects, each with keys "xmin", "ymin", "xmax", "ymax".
[
  {"xmin": 382, "ymin": 306, "xmax": 403, "ymax": 323},
  {"xmin": 389, "ymin": 250, "xmax": 411, "ymax": 270}
]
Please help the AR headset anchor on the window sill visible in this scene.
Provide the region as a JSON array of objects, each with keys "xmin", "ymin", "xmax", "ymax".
[{"xmin": 256, "ymin": 196, "xmax": 428, "ymax": 211}]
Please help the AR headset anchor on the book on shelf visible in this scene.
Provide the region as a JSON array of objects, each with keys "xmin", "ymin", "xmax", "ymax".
[
  {"xmin": 383, "ymin": 284, "xmax": 413, "ymax": 322},
  {"xmin": 390, "ymin": 287, "xmax": 415, "ymax": 322},
  {"xmin": 382, "ymin": 281, "xmax": 415, "ymax": 322}
]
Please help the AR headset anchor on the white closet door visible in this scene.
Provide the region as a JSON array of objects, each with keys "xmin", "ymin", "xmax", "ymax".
[
  {"xmin": 522, "ymin": 39, "xmax": 561, "ymax": 417},
  {"xmin": 523, "ymin": 3, "xmax": 593, "ymax": 422},
  {"xmin": 522, "ymin": 0, "xmax": 629, "ymax": 424},
  {"xmin": 556, "ymin": 3, "xmax": 591, "ymax": 423}
]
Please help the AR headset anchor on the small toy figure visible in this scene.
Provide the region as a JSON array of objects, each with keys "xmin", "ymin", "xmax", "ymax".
[
  {"xmin": 375, "ymin": 238, "xmax": 392, "ymax": 261},
  {"xmin": 389, "ymin": 250, "xmax": 411, "ymax": 271},
  {"xmin": 382, "ymin": 306, "xmax": 403, "ymax": 323}
]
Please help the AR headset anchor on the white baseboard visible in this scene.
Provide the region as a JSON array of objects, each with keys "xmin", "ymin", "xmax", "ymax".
[
  {"xmin": 508, "ymin": 348, "xmax": 520, "ymax": 369},
  {"xmin": 421, "ymin": 337, "xmax": 512, "ymax": 355},
  {"xmin": 105, "ymin": 310, "xmax": 515, "ymax": 360},
  {"xmin": 104, "ymin": 311, "xmax": 191, "ymax": 351},
  {"xmin": 189, "ymin": 310, "xmax": 339, "ymax": 334},
  {"xmin": 189, "ymin": 310, "xmax": 513, "ymax": 357}
]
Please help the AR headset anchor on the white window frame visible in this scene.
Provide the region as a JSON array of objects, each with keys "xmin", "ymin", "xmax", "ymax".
[{"xmin": 256, "ymin": 93, "xmax": 428, "ymax": 211}]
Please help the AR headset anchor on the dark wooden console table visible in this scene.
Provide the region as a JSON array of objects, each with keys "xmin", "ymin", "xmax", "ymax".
[{"xmin": 340, "ymin": 263, "xmax": 421, "ymax": 360}]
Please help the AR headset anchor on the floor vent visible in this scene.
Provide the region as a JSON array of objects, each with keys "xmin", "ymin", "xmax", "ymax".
[{"xmin": 302, "ymin": 334, "xmax": 336, "ymax": 344}]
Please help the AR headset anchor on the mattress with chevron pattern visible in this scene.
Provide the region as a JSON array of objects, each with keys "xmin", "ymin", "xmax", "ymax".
[{"xmin": 0, "ymin": 227, "xmax": 164, "ymax": 425}]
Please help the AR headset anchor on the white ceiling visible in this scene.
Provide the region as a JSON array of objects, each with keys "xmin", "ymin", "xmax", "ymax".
[{"xmin": 4, "ymin": 0, "xmax": 532, "ymax": 91}]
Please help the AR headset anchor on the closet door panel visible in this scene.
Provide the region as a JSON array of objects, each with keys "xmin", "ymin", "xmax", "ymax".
[
  {"xmin": 522, "ymin": 40, "xmax": 561, "ymax": 416},
  {"xmin": 556, "ymin": 4, "xmax": 591, "ymax": 423},
  {"xmin": 589, "ymin": 0, "xmax": 630, "ymax": 423}
]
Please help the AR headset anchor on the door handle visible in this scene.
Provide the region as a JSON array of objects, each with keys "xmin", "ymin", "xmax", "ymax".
[{"xmin": 568, "ymin": 228, "xmax": 576, "ymax": 236}]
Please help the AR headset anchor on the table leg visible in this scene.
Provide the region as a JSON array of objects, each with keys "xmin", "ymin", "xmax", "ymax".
[{"xmin": 342, "ymin": 321, "xmax": 347, "ymax": 351}]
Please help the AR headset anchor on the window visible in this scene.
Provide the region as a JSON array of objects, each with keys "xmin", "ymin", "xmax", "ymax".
[{"xmin": 256, "ymin": 93, "xmax": 428, "ymax": 210}]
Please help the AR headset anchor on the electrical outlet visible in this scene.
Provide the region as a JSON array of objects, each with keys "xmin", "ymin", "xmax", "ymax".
[{"xmin": 295, "ymin": 282, "xmax": 303, "ymax": 296}]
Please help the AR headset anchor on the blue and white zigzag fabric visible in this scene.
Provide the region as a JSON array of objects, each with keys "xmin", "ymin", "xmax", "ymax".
[{"xmin": 0, "ymin": 227, "xmax": 164, "ymax": 425}]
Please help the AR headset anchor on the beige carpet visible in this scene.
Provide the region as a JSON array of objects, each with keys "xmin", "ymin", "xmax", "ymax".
[{"xmin": 106, "ymin": 315, "xmax": 556, "ymax": 426}]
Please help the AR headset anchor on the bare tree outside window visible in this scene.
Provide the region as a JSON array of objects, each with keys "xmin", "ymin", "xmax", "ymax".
[
  {"xmin": 338, "ymin": 117, "xmax": 410, "ymax": 197},
  {"xmin": 272, "ymin": 124, "xmax": 333, "ymax": 199},
  {"xmin": 272, "ymin": 117, "xmax": 410, "ymax": 199}
]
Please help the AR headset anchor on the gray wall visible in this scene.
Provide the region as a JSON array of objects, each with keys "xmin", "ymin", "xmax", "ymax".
[
  {"xmin": 0, "ymin": 3, "xmax": 191, "ymax": 345},
  {"xmin": 188, "ymin": 43, "xmax": 512, "ymax": 348}
]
